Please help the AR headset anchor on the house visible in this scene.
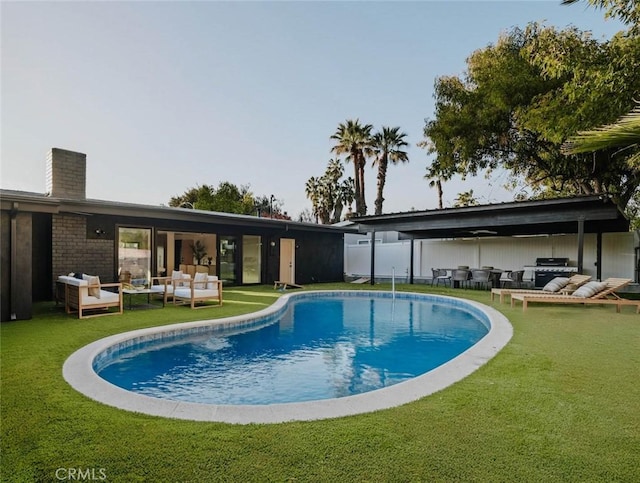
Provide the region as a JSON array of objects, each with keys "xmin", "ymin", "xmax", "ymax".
[{"xmin": 0, "ymin": 148, "xmax": 352, "ymax": 321}]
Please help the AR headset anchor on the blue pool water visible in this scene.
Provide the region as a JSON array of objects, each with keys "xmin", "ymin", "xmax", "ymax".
[{"xmin": 96, "ymin": 293, "xmax": 489, "ymax": 405}]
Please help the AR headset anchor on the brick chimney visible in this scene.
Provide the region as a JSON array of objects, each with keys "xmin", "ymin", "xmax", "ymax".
[{"xmin": 46, "ymin": 148, "xmax": 87, "ymax": 199}]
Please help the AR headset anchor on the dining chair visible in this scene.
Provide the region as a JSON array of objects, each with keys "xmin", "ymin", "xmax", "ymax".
[
  {"xmin": 431, "ymin": 268, "xmax": 451, "ymax": 287},
  {"xmin": 452, "ymin": 269, "xmax": 470, "ymax": 288},
  {"xmin": 469, "ymin": 269, "xmax": 491, "ymax": 290}
]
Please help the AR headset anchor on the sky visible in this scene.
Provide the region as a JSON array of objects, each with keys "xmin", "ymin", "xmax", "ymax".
[{"xmin": 0, "ymin": 1, "xmax": 625, "ymax": 219}]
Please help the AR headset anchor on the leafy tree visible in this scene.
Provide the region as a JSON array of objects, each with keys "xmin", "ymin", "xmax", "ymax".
[
  {"xmin": 453, "ymin": 190, "xmax": 479, "ymax": 207},
  {"xmin": 421, "ymin": 22, "xmax": 640, "ymax": 212},
  {"xmin": 253, "ymin": 195, "xmax": 290, "ymax": 219},
  {"xmin": 296, "ymin": 208, "xmax": 315, "ymax": 223},
  {"xmin": 562, "ymin": 0, "xmax": 640, "ymax": 34},
  {"xmin": 169, "ymin": 182, "xmax": 290, "ymax": 218},
  {"xmin": 563, "ymin": 103, "xmax": 640, "ymax": 167},
  {"xmin": 371, "ymin": 126, "xmax": 409, "ymax": 215},
  {"xmin": 564, "ymin": 103, "xmax": 640, "ymax": 225},
  {"xmin": 331, "ymin": 119, "xmax": 373, "ymax": 216}
]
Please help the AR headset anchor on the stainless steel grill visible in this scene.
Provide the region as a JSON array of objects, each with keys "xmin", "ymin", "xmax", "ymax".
[{"xmin": 529, "ymin": 257, "xmax": 577, "ymax": 287}]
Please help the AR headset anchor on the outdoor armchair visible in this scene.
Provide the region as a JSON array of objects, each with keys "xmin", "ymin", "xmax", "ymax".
[{"xmin": 173, "ymin": 273, "xmax": 223, "ymax": 309}]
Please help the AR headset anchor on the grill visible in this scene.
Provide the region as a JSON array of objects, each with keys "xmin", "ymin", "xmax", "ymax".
[{"xmin": 530, "ymin": 257, "xmax": 578, "ymax": 288}]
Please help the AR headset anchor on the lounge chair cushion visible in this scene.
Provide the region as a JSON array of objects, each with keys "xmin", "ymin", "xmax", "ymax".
[
  {"xmin": 542, "ymin": 277, "xmax": 570, "ymax": 293},
  {"xmin": 572, "ymin": 281, "xmax": 608, "ymax": 298},
  {"xmin": 82, "ymin": 274, "xmax": 101, "ymax": 298},
  {"xmin": 193, "ymin": 271, "xmax": 208, "ymax": 289}
]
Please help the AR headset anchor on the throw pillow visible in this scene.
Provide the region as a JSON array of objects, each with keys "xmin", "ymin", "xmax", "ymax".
[
  {"xmin": 207, "ymin": 275, "xmax": 219, "ymax": 290},
  {"xmin": 194, "ymin": 272, "xmax": 208, "ymax": 289},
  {"xmin": 542, "ymin": 277, "xmax": 570, "ymax": 293},
  {"xmin": 572, "ymin": 281, "xmax": 608, "ymax": 298},
  {"xmin": 73, "ymin": 272, "xmax": 84, "ymax": 280},
  {"xmin": 172, "ymin": 270, "xmax": 184, "ymax": 286},
  {"xmin": 82, "ymin": 274, "xmax": 101, "ymax": 298}
]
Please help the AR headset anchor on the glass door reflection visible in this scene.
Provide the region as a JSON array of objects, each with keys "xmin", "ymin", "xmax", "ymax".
[{"xmin": 219, "ymin": 236, "xmax": 237, "ymax": 284}]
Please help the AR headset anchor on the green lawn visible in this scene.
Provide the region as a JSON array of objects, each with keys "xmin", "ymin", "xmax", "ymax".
[{"xmin": 2, "ymin": 283, "xmax": 638, "ymax": 482}]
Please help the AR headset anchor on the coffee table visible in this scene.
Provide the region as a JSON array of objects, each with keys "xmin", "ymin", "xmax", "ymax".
[{"xmin": 122, "ymin": 288, "xmax": 163, "ymax": 310}]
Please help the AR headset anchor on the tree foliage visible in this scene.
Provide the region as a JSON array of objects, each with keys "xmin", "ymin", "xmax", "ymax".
[
  {"xmin": 422, "ymin": 22, "xmax": 640, "ymax": 212},
  {"xmin": 305, "ymin": 159, "xmax": 355, "ymax": 224},
  {"xmin": 169, "ymin": 182, "xmax": 290, "ymax": 219},
  {"xmin": 562, "ymin": 0, "xmax": 640, "ymax": 34},
  {"xmin": 331, "ymin": 119, "xmax": 373, "ymax": 216}
]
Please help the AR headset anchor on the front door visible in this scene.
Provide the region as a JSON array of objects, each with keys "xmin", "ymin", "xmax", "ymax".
[{"xmin": 279, "ymin": 238, "xmax": 295, "ymax": 284}]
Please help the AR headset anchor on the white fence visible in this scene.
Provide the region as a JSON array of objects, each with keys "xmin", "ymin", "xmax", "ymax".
[{"xmin": 345, "ymin": 232, "xmax": 638, "ymax": 282}]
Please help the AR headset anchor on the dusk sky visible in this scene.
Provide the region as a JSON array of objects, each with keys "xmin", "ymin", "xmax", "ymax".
[{"xmin": 1, "ymin": 1, "xmax": 624, "ymax": 218}]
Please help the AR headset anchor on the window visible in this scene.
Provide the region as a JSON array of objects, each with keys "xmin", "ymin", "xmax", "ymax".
[{"xmin": 118, "ymin": 227, "xmax": 151, "ymax": 286}]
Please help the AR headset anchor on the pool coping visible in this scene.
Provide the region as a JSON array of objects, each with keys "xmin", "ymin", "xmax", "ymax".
[{"xmin": 63, "ymin": 290, "xmax": 513, "ymax": 424}]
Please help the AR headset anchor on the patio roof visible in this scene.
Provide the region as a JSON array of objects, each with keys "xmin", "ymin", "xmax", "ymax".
[{"xmin": 350, "ymin": 195, "xmax": 629, "ymax": 239}]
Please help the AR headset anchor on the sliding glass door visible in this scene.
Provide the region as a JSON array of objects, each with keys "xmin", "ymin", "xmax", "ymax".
[
  {"xmin": 219, "ymin": 236, "xmax": 237, "ymax": 284},
  {"xmin": 118, "ymin": 227, "xmax": 151, "ymax": 286}
]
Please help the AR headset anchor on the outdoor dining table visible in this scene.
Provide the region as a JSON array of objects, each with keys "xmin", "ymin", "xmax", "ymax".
[{"xmin": 443, "ymin": 268, "xmax": 504, "ymax": 288}]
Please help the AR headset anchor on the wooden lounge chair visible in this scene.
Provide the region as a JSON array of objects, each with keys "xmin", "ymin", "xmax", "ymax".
[
  {"xmin": 510, "ymin": 278, "xmax": 638, "ymax": 313},
  {"xmin": 491, "ymin": 274, "xmax": 592, "ymax": 303}
]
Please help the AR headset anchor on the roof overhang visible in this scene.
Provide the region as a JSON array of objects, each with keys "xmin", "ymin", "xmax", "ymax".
[
  {"xmin": 350, "ymin": 196, "xmax": 629, "ymax": 239},
  {"xmin": 0, "ymin": 189, "xmax": 356, "ymax": 234}
]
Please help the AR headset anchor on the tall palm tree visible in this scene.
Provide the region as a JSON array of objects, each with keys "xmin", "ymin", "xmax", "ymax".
[
  {"xmin": 371, "ymin": 126, "xmax": 409, "ymax": 215},
  {"xmin": 330, "ymin": 119, "xmax": 373, "ymax": 216}
]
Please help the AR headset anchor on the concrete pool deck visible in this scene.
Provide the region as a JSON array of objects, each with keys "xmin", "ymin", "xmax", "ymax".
[{"xmin": 63, "ymin": 291, "xmax": 513, "ymax": 424}]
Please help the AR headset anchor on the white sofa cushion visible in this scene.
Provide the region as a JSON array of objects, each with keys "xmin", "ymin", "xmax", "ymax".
[{"xmin": 193, "ymin": 272, "xmax": 208, "ymax": 289}]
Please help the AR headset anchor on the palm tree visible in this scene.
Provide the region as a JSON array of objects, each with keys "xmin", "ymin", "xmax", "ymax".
[
  {"xmin": 562, "ymin": 103, "xmax": 640, "ymax": 168},
  {"xmin": 334, "ymin": 177, "xmax": 355, "ymax": 223},
  {"xmin": 371, "ymin": 126, "xmax": 409, "ymax": 215},
  {"xmin": 330, "ymin": 119, "xmax": 373, "ymax": 216},
  {"xmin": 428, "ymin": 178, "xmax": 444, "ymax": 209},
  {"xmin": 305, "ymin": 177, "xmax": 322, "ymax": 223}
]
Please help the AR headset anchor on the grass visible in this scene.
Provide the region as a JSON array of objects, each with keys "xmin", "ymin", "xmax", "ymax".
[{"xmin": 1, "ymin": 283, "xmax": 639, "ymax": 482}]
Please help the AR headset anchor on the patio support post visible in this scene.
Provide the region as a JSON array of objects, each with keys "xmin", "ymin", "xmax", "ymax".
[
  {"xmin": 596, "ymin": 232, "xmax": 602, "ymax": 280},
  {"xmin": 577, "ymin": 217, "xmax": 585, "ymax": 273},
  {"xmin": 370, "ymin": 230, "xmax": 375, "ymax": 285},
  {"xmin": 409, "ymin": 237, "xmax": 414, "ymax": 284}
]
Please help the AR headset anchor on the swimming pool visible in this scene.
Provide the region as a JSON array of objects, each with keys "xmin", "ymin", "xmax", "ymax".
[{"xmin": 64, "ymin": 291, "xmax": 512, "ymax": 424}]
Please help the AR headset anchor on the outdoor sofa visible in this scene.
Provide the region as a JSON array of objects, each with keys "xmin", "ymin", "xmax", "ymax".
[{"xmin": 57, "ymin": 274, "xmax": 123, "ymax": 319}]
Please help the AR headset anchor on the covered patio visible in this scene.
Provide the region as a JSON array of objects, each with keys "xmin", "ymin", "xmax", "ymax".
[{"xmin": 350, "ymin": 196, "xmax": 631, "ymax": 286}]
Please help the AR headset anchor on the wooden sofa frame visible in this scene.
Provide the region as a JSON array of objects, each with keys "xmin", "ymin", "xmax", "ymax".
[{"xmin": 58, "ymin": 276, "xmax": 123, "ymax": 319}]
